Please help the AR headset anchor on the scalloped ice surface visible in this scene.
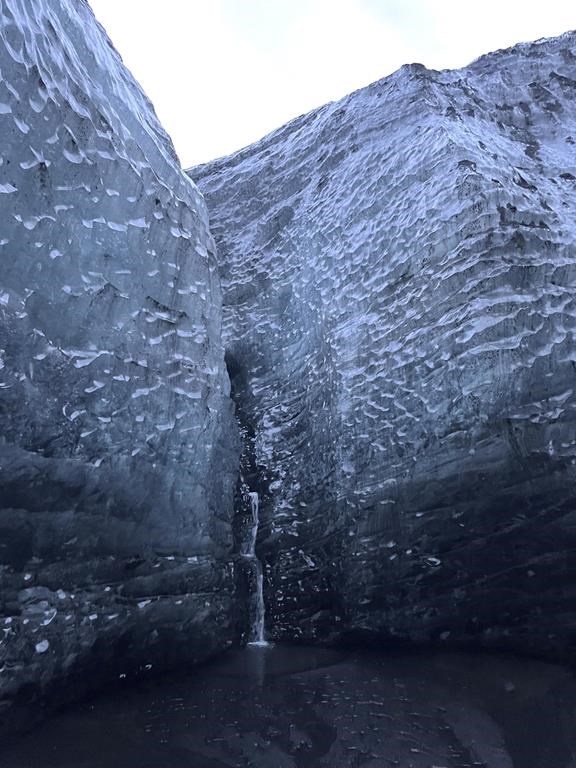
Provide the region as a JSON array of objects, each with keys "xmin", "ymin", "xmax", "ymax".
[
  {"xmin": 0, "ymin": 0, "xmax": 238, "ymax": 729},
  {"xmin": 191, "ymin": 31, "xmax": 576, "ymax": 658}
]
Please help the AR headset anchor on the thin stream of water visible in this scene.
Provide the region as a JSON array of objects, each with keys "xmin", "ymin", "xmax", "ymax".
[{"xmin": 241, "ymin": 491, "xmax": 267, "ymax": 646}]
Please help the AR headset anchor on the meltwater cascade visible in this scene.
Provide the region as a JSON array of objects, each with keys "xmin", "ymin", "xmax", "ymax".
[{"xmin": 241, "ymin": 491, "xmax": 267, "ymax": 646}]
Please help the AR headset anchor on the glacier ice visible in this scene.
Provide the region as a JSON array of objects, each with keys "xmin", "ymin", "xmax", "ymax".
[
  {"xmin": 191, "ymin": 31, "xmax": 576, "ymax": 657},
  {"xmin": 0, "ymin": 0, "xmax": 238, "ymax": 730}
]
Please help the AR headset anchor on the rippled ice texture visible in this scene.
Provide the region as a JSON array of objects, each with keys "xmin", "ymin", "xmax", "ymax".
[
  {"xmin": 0, "ymin": 0, "xmax": 237, "ymax": 727},
  {"xmin": 191, "ymin": 32, "xmax": 576, "ymax": 657}
]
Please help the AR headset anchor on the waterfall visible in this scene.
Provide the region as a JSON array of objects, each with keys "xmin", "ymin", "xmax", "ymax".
[{"xmin": 241, "ymin": 491, "xmax": 268, "ymax": 646}]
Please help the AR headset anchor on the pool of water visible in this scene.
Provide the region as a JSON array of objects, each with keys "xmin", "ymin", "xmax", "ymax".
[{"xmin": 2, "ymin": 644, "xmax": 576, "ymax": 767}]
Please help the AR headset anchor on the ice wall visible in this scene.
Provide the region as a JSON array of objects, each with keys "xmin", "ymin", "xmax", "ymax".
[
  {"xmin": 191, "ymin": 31, "xmax": 576, "ymax": 659},
  {"xmin": 0, "ymin": 0, "xmax": 238, "ymax": 727}
]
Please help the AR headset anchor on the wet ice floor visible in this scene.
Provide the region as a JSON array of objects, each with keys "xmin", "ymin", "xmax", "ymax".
[{"xmin": 2, "ymin": 644, "xmax": 576, "ymax": 768}]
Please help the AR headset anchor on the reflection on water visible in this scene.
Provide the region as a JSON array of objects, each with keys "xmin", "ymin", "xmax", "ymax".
[{"xmin": 2, "ymin": 644, "xmax": 576, "ymax": 767}]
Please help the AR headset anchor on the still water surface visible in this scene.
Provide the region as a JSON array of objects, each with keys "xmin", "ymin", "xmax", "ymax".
[{"xmin": 3, "ymin": 644, "xmax": 576, "ymax": 767}]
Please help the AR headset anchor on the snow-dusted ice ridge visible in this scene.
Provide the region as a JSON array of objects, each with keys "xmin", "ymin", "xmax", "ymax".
[
  {"xmin": 192, "ymin": 31, "xmax": 576, "ymax": 657},
  {"xmin": 0, "ymin": 0, "xmax": 238, "ymax": 731}
]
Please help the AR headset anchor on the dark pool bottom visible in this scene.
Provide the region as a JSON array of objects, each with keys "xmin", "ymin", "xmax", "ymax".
[{"xmin": 2, "ymin": 644, "xmax": 576, "ymax": 768}]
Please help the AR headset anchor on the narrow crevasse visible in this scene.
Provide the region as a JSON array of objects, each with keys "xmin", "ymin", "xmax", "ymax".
[{"xmin": 227, "ymin": 349, "xmax": 272, "ymax": 647}]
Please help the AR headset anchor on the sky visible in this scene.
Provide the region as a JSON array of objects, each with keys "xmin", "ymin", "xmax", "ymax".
[{"xmin": 88, "ymin": 0, "xmax": 575, "ymax": 168}]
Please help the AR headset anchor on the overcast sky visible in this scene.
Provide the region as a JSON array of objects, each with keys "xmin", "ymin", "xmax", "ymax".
[{"xmin": 88, "ymin": 0, "xmax": 575, "ymax": 168}]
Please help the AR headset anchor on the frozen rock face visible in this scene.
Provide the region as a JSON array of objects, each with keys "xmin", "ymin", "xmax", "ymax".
[
  {"xmin": 191, "ymin": 31, "xmax": 576, "ymax": 659},
  {"xmin": 0, "ymin": 0, "xmax": 238, "ymax": 728}
]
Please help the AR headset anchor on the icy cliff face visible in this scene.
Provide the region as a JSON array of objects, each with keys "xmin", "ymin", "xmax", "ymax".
[
  {"xmin": 192, "ymin": 32, "xmax": 576, "ymax": 657},
  {"xmin": 0, "ymin": 0, "xmax": 237, "ymax": 725}
]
